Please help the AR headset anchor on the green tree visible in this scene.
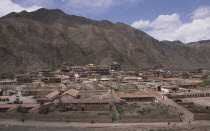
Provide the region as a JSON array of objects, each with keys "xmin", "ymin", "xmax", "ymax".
[
  {"xmin": 17, "ymin": 105, "xmax": 28, "ymax": 113},
  {"xmin": 57, "ymin": 99, "xmax": 66, "ymax": 111},
  {"xmin": 17, "ymin": 105, "xmax": 28, "ymax": 121},
  {"xmin": 182, "ymin": 72, "xmax": 189, "ymax": 78},
  {"xmin": 0, "ymin": 72, "xmax": 15, "ymax": 79}
]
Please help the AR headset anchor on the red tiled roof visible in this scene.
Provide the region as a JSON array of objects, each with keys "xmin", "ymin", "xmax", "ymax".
[
  {"xmin": 60, "ymin": 89, "xmax": 79, "ymax": 97},
  {"xmin": 45, "ymin": 90, "xmax": 60, "ymax": 99}
]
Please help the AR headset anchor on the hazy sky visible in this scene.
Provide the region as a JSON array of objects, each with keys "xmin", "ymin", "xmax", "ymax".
[{"xmin": 1, "ymin": 0, "xmax": 210, "ymax": 43}]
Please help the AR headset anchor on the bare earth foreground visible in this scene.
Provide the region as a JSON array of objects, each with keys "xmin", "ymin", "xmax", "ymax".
[{"xmin": 0, "ymin": 119, "xmax": 210, "ymax": 131}]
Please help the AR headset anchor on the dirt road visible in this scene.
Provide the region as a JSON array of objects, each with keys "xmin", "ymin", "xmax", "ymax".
[{"xmin": 0, "ymin": 119, "xmax": 210, "ymax": 131}]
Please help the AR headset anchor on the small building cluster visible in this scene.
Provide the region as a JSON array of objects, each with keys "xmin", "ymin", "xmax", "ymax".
[{"xmin": 0, "ymin": 63, "xmax": 210, "ymax": 123}]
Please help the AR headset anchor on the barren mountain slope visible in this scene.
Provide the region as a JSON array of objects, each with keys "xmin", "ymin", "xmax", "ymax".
[{"xmin": 0, "ymin": 8, "xmax": 210, "ymax": 72}]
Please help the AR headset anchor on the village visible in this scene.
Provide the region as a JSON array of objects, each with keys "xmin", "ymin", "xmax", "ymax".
[{"xmin": 0, "ymin": 62, "xmax": 210, "ymax": 123}]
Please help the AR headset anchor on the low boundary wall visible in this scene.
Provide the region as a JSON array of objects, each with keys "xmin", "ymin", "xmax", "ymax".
[
  {"xmin": 0, "ymin": 112, "xmax": 112, "ymax": 123},
  {"xmin": 119, "ymin": 114, "xmax": 180, "ymax": 123}
]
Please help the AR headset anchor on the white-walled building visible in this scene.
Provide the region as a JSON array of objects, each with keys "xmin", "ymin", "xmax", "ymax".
[{"xmin": 161, "ymin": 86, "xmax": 179, "ymax": 93}]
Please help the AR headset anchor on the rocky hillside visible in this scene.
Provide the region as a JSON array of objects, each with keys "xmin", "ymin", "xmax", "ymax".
[
  {"xmin": 0, "ymin": 8, "xmax": 210, "ymax": 72},
  {"xmin": 161, "ymin": 40, "xmax": 184, "ymax": 45},
  {"xmin": 186, "ymin": 40, "xmax": 210, "ymax": 48}
]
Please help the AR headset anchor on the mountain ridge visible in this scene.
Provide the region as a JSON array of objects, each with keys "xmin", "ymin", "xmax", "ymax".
[
  {"xmin": 0, "ymin": 8, "xmax": 210, "ymax": 72},
  {"xmin": 161, "ymin": 40, "xmax": 184, "ymax": 45}
]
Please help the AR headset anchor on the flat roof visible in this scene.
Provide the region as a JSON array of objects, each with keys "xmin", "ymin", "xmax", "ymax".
[
  {"xmin": 119, "ymin": 94, "xmax": 154, "ymax": 98},
  {"xmin": 54, "ymin": 99, "xmax": 109, "ymax": 104},
  {"xmin": 123, "ymin": 77, "xmax": 138, "ymax": 80},
  {"xmin": 161, "ymin": 86, "xmax": 179, "ymax": 89}
]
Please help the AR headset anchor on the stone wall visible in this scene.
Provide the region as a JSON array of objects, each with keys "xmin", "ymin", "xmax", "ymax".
[
  {"xmin": 0, "ymin": 112, "xmax": 112, "ymax": 123},
  {"xmin": 119, "ymin": 114, "xmax": 180, "ymax": 123},
  {"xmin": 65, "ymin": 104, "xmax": 110, "ymax": 111},
  {"xmin": 194, "ymin": 113, "xmax": 210, "ymax": 120}
]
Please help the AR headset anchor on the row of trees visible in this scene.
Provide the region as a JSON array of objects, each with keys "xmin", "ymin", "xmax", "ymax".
[{"xmin": 0, "ymin": 72, "xmax": 15, "ymax": 79}]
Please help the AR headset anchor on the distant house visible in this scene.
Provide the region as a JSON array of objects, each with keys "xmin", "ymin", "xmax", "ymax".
[
  {"xmin": 79, "ymin": 72, "xmax": 89, "ymax": 78},
  {"xmin": 109, "ymin": 62, "xmax": 121, "ymax": 71},
  {"xmin": 38, "ymin": 71, "xmax": 54, "ymax": 77},
  {"xmin": 0, "ymin": 104, "xmax": 40, "ymax": 112},
  {"xmin": 100, "ymin": 77, "xmax": 117, "ymax": 82},
  {"xmin": 152, "ymin": 72, "xmax": 163, "ymax": 79},
  {"xmin": 118, "ymin": 94, "xmax": 155, "ymax": 102},
  {"xmin": 123, "ymin": 77, "xmax": 140, "ymax": 83},
  {"xmin": 85, "ymin": 64, "xmax": 96, "ymax": 70},
  {"xmin": 0, "ymin": 89, "xmax": 3, "ymax": 96},
  {"xmin": 59, "ymin": 89, "xmax": 79, "ymax": 100},
  {"xmin": 54, "ymin": 99, "xmax": 110, "ymax": 111},
  {"xmin": 58, "ymin": 66, "xmax": 71, "ymax": 76},
  {"xmin": 179, "ymin": 84, "xmax": 196, "ymax": 89},
  {"xmin": 167, "ymin": 91, "xmax": 210, "ymax": 99},
  {"xmin": 89, "ymin": 68, "xmax": 110, "ymax": 75},
  {"xmin": 40, "ymin": 77, "xmax": 61, "ymax": 84},
  {"xmin": 184, "ymin": 91, "xmax": 210, "ymax": 98},
  {"xmin": 38, "ymin": 71, "xmax": 61, "ymax": 84},
  {"xmin": 2, "ymin": 90, "xmax": 15, "ymax": 96},
  {"xmin": 78, "ymin": 78, "xmax": 89, "ymax": 83},
  {"xmin": 0, "ymin": 80, "xmax": 15, "ymax": 85},
  {"xmin": 36, "ymin": 90, "xmax": 60, "ymax": 104},
  {"xmin": 15, "ymin": 74, "xmax": 33, "ymax": 84},
  {"xmin": 21, "ymin": 89, "xmax": 58, "ymax": 96},
  {"xmin": 191, "ymin": 74, "xmax": 202, "ymax": 79},
  {"xmin": 45, "ymin": 90, "xmax": 60, "ymax": 101},
  {"xmin": 101, "ymin": 78, "xmax": 111, "ymax": 81},
  {"xmin": 0, "ymin": 98, "xmax": 10, "ymax": 103},
  {"xmin": 161, "ymin": 86, "xmax": 179, "ymax": 93},
  {"xmin": 68, "ymin": 72, "xmax": 75, "ymax": 82},
  {"xmin": 71, "ymin": 66, "xmax": 84, "ymax": 73}
]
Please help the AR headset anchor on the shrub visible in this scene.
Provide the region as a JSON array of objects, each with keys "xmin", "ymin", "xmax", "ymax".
[
  {"xmin": 197, "ymin": 79, "xmax": 210, "ymax": 87},
  {"xmin": 17, "ymin": 105, "xmax": 28, "ymax": 113},
  {"xmin": 115, "ymin": 105, "xmax": 124, "ymax": 115},
  {"xmin": 182, "ymin": 72, "xmax": 189, "ymax": 78},
  {"xmin": 136, "ymin": 109, "xmax": 150, "ymax": 115},
  {"xmin": 112, "ymin": 113, "xmax": 118, "ymax": 122}
]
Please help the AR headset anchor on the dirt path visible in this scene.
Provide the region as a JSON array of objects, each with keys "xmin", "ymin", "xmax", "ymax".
[
  {"xmin": 0, "ymin": 119, "xmax": 210, "ymax": 131},
  {"xmin": 145, "ymin": 88, "xmax": 194, "ymax": 122}
]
